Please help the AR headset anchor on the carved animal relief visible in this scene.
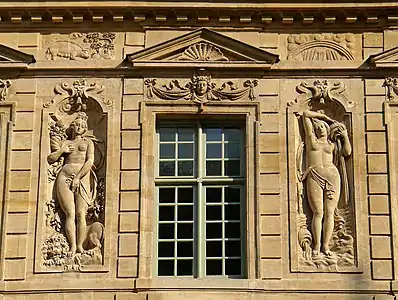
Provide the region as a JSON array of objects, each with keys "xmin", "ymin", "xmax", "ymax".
[
  {"xmin": 41, "ymin": 80, "xmax": 107, "ymax": 271},
  {"xmin": 44, "ymin": 32, "xmax": 116, "ymax": 60},
  {"xmin": 289, "ymin": 80, "xmax": 356, "ymax": 271},
  {"xmin": 144, "ymin": 69, "xmax": 257, "ymax": 111},
  {"xmin": 287, "ymin": 34, "xmax": 355, "ymax": 61}
]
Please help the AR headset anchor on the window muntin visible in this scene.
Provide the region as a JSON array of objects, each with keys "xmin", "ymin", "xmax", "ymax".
[{"xmin": 155, "ymin": 123, "xmax": 245, "ymax": 278}]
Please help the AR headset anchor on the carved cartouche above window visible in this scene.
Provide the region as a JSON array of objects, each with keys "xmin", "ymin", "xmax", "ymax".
[
  {"xmin": 44, "ymin": 33, "xmax": 116, "ymax": 61},
  {"xmin": 287, "ymin": 33, "xmax": 355, "ymax": 61},
  {"xmin": 0, "ymin": 79, "xmax": 11, "ymax": 101},
  {"xmin": 174, "ymin": 42, "xmax": 229, "ymax": 62},
  {"xmin": 144, "ymin": 68, "xmax": 257, "ymax": 111}
]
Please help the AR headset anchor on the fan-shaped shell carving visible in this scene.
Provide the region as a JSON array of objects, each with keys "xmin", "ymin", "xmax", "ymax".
[{"xmin": 178, "ymin": 43, "xmax": 229, "ymax": 61}]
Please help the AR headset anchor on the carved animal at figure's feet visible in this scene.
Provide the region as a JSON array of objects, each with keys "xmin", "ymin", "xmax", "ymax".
[
  {"xmin": 45, "ymin": 41, "xmax": 91, "ymax": 60},
  {"xmin": 83, "ymin": 222, "xmax": 104, "ymax": 251}
]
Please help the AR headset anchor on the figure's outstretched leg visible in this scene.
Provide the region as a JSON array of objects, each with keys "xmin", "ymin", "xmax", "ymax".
[{"xmin": 307, "ymin": 178, "xmax": 324, "ymax": 257}]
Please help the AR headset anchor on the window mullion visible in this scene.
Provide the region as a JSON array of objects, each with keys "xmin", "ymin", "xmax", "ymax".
[{"xmin": 196, "ymin": 124, "xmax": 204, "ymax": 278}]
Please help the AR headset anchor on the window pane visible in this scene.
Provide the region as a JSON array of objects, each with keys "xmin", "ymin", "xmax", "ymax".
[
  {"xmin": 225, "ymin": 187, "xmax": 240, "ymax": 203},
  {"xmin": 206, "ymin": 223, "xmax": 222, "ymax": 239},
  {"xmin": 159, "ymin": 206, "xmax": 175, "ymax": 221},
  {"xmin": 225, "ymin": 160, "xmax": 240, "ymax": 176},
  {"xmin": 224, "ymin": 129, "xmax": 241, "ymax": 142},
  {"xmin": 206, "ymin": 205, "xmax": 222, "ymax": 221},
  {"xmin": 159, "ymin": 128, "xmax": 176, "ymax": 142},
  {"xmin": 177, "ymin": 260, "xmax": 193, "ymax": 276},
  {"xmin": 206, "ymin": 241, "xmax": 222, "ymax": 257},
  {"xmin": 225, "ymin": 222, "xmax": 241, "ymax": 239},
  {"xmin": 206, "ymin": 188, "xmax": 222, "ymax": 203},
  {"xmin": 205, "ymin": 128, "xmax": 222, "ymax": 141},
  {"xmin": 225, "ymin": 240, "xmax": 241, "ymax": 257},
  {"xmin": 158, "ymin": 260, "xmax": 174, "ymax": 276},
  {"xmin": 206, "ymin": 161, "xmax": 221, "ymax": 176},
  {"xmin": 206, "ymin": 143, "xmax": 222, "ymax": 158},
  {"xmin": 225, "ymin": 259, "xmax": 241, "ymax": 276},
  {"xmin": 177, "ymin": 188, "xmax": 194, "ymax": 203},
  {"xmin": 158, "ymin": 242, "xmax": 174, "ymax": 257},
  {"xmin": 159, "ymin": 161, "xmax": 175, "ymax": 176},
  {"xmin": 178, "ymin": 143, "xmax": 194, "ymax": 159},
  {"xmin": 177, "ymin": 242, "xmax": 193, "ymax": 257},
  {"xmin": 177, "ymin": 206, "xmax": 193, "ymax": 221},
  {"xmin": 225, "ymin": 204, "xmax": 240, "ymax": 221},
  {"xmin": 178, "ymin": 161, "xmax": 193, "ymax": 176},
  {"xmin": 206, "ymin": 260, "xmax": 222, "ymax": 275},
  {"xmin": 177, "ymin": 223, "xmax": 193, "ymax": 239},
  {"xmin": 159, "ymin": 223, "xmax": 174, "ymax": 239},
  {"xmin": 225, "ymin": 143, "xmax": 240, "ymax": 159},
  {"xmin": 159, "ymin": 188, "xmax": 175, "ymax": 203},
  {"xmin": 160, "ymin": 144, "xmax": 175, "ymax": 159},
  {"xmin": 178, "ymin": 128, "xmax": 195, "ymax": 142}
]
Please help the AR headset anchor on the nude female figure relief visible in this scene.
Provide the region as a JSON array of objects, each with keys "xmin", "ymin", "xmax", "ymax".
[
  {"xmin": 301, "ymin": 109, "xmax": 352, "ymax": 258},
  {"xmin": 47, "ymin": 112, "xmax": 96, "ymax": 255}
]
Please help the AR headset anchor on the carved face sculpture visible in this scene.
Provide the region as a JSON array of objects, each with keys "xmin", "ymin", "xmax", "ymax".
[
  {"xmin": 196, "ymin": 80, "xmax": 208, "ymax": 96},
  {"xmin": 71, "ymin": 118, "xmax": 87, "ymax": 136},
  {"xmin": 313, "ymin": 119, "xmax": 329, "ymax": 138}
]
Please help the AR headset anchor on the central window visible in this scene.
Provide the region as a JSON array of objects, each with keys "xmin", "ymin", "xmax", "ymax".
[{"xmin": 155, "ymin": 122, "xmax": 245, "ymax": 278}]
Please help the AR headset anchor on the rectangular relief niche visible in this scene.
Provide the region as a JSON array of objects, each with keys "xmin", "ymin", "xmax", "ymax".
[
  {"xmin": 35, "ymin": 79, "xmax": 114, "ymax": 273},
  {"xmin": 287, "ymin": 80, "xmax": 362, "ymax": 273}
]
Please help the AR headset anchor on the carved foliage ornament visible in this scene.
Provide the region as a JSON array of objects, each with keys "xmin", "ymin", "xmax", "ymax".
[
  {"xmin": 0, "ymin": 79, "xmax": 11, "ymax": 101},
  {"xmin": 144, "ymin": 69, "xmax": 257, "ymax": 111},
  {"xmin": 384, "ymin": 77, "xmax": 398, "ymax": 101},
  {"xmin": 175, "ymin": 43, "xmax": 229, "ymax": 62},
  {"xmin": 287, "ymin": 34, "xmax": 355, "ymax": 61}
]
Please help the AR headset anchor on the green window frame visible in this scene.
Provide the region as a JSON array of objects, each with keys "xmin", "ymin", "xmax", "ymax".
[{"xmin": 155, "ymin": 122, "xmax": 246, "ymax": 278}]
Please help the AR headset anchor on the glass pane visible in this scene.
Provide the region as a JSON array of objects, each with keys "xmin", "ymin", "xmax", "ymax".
[
  {"xmin": 225, "ymin": 160, "xmax": 240, "ymax": 176},
  {"xmin": 159, "ymin": 223, "xmax": 174, "ymax": 239},
  {"xmin": 159, "ymin": 188, "xmax": 175, "ymax": 203},
  {"xmin": 225, "ymin": 240, "xmax": 241, "ymax": 257},
  {"xmin": 177, "ymin": 188, "xmax": 193, "ymax": 204},
  {"xmin": 224, "ymin": 129, "xmax": 241, "ymax": 142},
  {"xmin": 178, "ymin": 143, "xmax": 194, "ymax": 159},
  {"xmin": 225, "ymin": 187, "xmax": 240, "ymax": 203},
  {"xmin": 206, "ymin": 223, "xmax": 222, "ymax": 239},
  {"xmin": 159, "ymin": 206, "xmax": 175, "ymax": 221},
  {"xmin": 206, "ymin": 188, "xmax": 222, "ymax": 203},
  {"xmin": 177, "ymin": 241, "xmax": 193, "ymax": 257},
  {"xmin": 158, "ymin": 242, "xmax": 174, "ymax": 257},
  {"xmin": 177, "ymin": 206, "xmax": 193, "ymax": 221},
  {"xmin": 177, "ymin": 259, "xmax": 193, "ymax": 276},
  {"xmin": 205, "ymin": 128, "xmax": 222, "ymax": 141},
  {"xmin": 159, "ymin": 128, "xmax": 176, "ymax": 142},
  {"xmin": 159, "ymin": 161, "xmax": 175, "ymax": 176},
  {"xmin": 158, "ymin": 260, "xmax": 174, "ymax": 276},
  {"xmin": 178, "ymin": 128, "xmax": 195, "ymax": 142},
  {"xmin": 206, "ymin": 241, "xmax": 222, "ymax": 257},
  {"xmin": 225, "ymin": 204, "xmax": 240, "ymax": 221},
  {"xmin": 177, "ymin": 223, "xmax": 193, "ymax": 239},
  {"xmin": 178, "ymin": 161, "xmax": 193, "ymax": 176},
  {"xmin": 206, "ymin": 205, "xmax": 222, "ymax": 221},
  {"xmin": 225, "ymin": 143, "xmax": 240, "ymax": 159},
  {"xmin": 206, "ymin": 161, "xmax": 221, "ymax": 176},
  {"xmin": 160, "ymin": 144, "xmax": 175, "ymax": 159},
  {"xmin": 206, "ymin": 260, "xmax": 222, "ymax": 275},
  {"xmin": 206, "ymin": 143, "xmax": 222, "ymax": 158},
  {"xmin": 225, "ymin": 222, "xmax": 241, "ymax": 238},
  {"xmin": 225, "ymin": 259, "xmax": 241, "ymax": 276}
]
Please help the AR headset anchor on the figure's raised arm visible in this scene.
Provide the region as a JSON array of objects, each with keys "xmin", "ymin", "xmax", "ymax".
[
  {"xmin": 302, "ymin": 110, "xmax": 317, "ymax": 147},
  {"xmin": 303, "ymin": 109, "xmax": 334, "ymax": 124}
]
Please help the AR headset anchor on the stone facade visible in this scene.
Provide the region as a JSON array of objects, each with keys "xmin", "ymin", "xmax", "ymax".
[{"xmin": 0, "ymin": 1, "xmax": 398, "ymax": 299}]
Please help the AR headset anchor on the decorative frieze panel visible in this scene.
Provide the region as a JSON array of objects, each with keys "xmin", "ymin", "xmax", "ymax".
[{"xmin": 287, "ymin": 34, "xmax": 355, "ymax": 61}]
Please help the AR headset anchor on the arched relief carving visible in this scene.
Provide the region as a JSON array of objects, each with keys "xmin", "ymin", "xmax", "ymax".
[
  {"xmin": 288, "ymin": 80, "xmax": 358, "ymax": 272},
  {"xmin": 36, "ymin": 79, "xmax": 112, "ymax": 273},
  {"xmin": 287, "ymin": 34, "xmax": 355, "ymax": 61}
]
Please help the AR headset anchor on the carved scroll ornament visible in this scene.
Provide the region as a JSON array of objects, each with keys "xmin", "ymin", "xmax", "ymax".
[
  {"xmin": 144, "ymin": 69, "xmax": 257, "ymax": 111},
  {"xmin": 384, "ymin": 77, "xmax": 398, "ymax": 101},
  {"xmin": 0, "ymin": 79, "xmax": 11, "ymax": 102}
]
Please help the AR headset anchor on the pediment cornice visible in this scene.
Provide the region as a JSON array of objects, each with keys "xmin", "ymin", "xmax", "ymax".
[
  {"xmin": 0, "ymin": 44, "xmax": 35, "ymax": 69},
  {"xmin": 369, "ymin": 47, "xmax": 398, "ymax": 68}
]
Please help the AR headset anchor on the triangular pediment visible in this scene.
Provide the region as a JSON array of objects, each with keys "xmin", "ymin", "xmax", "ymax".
[
  {"xmin": 369, "ymin": 46, "xmax": 398, "ymax": 68},
  {"xmin": 126, "ymin": 28, "xmax": 279, "ymax": 69},
  {"xmin": 0, "ymin": 44, "xmax": 35, "ymax": 68}
]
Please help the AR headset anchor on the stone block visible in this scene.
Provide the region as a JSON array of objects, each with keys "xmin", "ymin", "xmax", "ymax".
[
  {"xmin": 259, "ymin": 33, "xmax": 279, "ymax": 48},
  {"xmin": 118, "ymin": 233, "xmax": 139, "ymax": 256},
  {"xmin": 116, "ymin": 293, "xmax": 146, "ymax": 300},
  {"xmin": 368, "ymin": 175, "xmax": 389, "ymax": 194},
  {"xmin": 365, "ymin": 80, "xmax": 385, "ymax": 96},
  {"xmin": 8, "ymin": 191, "xmax": 30, "ymax": 213},
  {"xmin": 13, "ymin": 79, "xmax": 36, "ymax": 94},
  {"xmin": 121, "ymin": 150, "xmax": 140, "ymax": 170},
  {"xmin": 259, "ymin": 153, "xmax": 280, "ymax": 174},
  {"xmin": 121, "ymin": 111, "xmax": 140, "ymax": 130},
  {"xmin": 257, "ymin": 79, "xmax": 279, "ymax": 96},
  {"xmin": 92, "ymin": 293, "xmax": 116, "ymax": 300},
  {"xmin": 0, "ymin": 33, "xmax": 18, "ymax": 48},
  {"xmin": 4, "ymin": 259, "xmax": 25, "ymax": 280},
  {"xmin": 384, "ymin": 30, "xmax": 398, "ymax": 50},
  {"xmin": 363, "ymin": 33, "xmax": 383, "ymax": 48},
  {"xmin": 124, "ymin": 79, "xmax": 144, "ymax": 95},
  {"xmin": 120, "ymin": 170, "xmax": 140, "ymax": 190},
  {"xmin": 260, "ymin": 258, "xmax": 282, "ymax": 279},
  {"xmin": 123, "ymin": 46, "xmax": 145, "ymax": 57},
  {"xmin": 18, "ymin": 33, "xmax": 39, "ymax": 47},
  {"xmin": 120, "ymin": 191, "xmax": 140, "ymax": 212},
  {"xmin": 371, "ymin": 236, "xmax": 392, "ymax": 259},
  {"xmin": 260, "ymin": 215, "xmax": 281, "ymax": 235},
  {"xmin": 14, "ymin": 112, "xmax": 34, "ymax": 131},
  {"xmin": 371, "ymin": 260, "xmax": 393, "ymax": 280},
  {"xmin": 260, "ymin": 113, "xmax": 279, "ymax": 133},
  {"xmin": 369, "ymin": 215, "xmax": 390, "ymax": 235},
  {"xmin": 366, "ymin": 132, "xmax": 386, "ymax": 153},
  {"xmin": 363, "ymin": 48, "xmax": 383, "ymax": 58},
  {"xmin": 125, "ymin": 32, "xmax": 145, "ymax": 46},
  {"xmin": 5, "ymin": 234, "xmax": 27, "ymax": 258},
  {"xmin": 10, "ymin": 151, "xmax": 31, "ymax": 170},
  {"xmin": 365, "ymin": 96, "xmax": 385, "ymax": 113},
  {"xmin": 9, "ymin": 170, "xmax": 31, "ymax": 191},
  {"xmin": 367, "ymin": 154, "xmax": 388, "ymax": 174},
  {"xmin": 11, "ymin": 132, "xmax": 33, "ymax": 150},
  {"xmin": 119, "ymin": 212, "xmax": 139, "ymax": 233},
  {"xmin": 259, "ymin": 174, "xmax": 280, "ymax": 194},
  {"xmin": 145, "ymin": 30, "xmax": 189, "ymax": 47},
  {"xmin": 121, "ymin": 130, "xmax": 141, "ymax": 150},
  {"xmin": 369, "ymin": 195, "xmax": 390, "ymax": 215},
  {"xmin": 259, "ymin": 133, "xmax": 280, "ymax": 153},
  {"xmin": 366, "ymin": 113, "xmax": 384, "ymax": 131},
  {"xmin": 122, "ymin": 94, "xmax": 142, "ymax": 111},
  {"xmin": 117, "ymin": 257, "xmax": 138, "ymax": 278},
  {"xmin": 260, "ymin": 236, "xmax": 282, "ymax": 258},
  {"xmin": 259, "ymin": 96, "xmax": 279, "ymax": 113},
  {"xmin": 259, "ymin": 194, "xmax": 281, "ymax": 215},
  {"xmin": 6, "ymin": 213, "xmax": 28, "ymax": 234}
]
